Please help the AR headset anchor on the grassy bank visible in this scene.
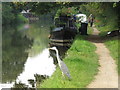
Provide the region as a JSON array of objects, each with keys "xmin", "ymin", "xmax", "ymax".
[
  {"xmin": 104, "ymin": 37, "xmax": 119, "ymax": 74},
  {"xmin": 38, "ymin": 35, "xmax": 99, "ymax": 88}
]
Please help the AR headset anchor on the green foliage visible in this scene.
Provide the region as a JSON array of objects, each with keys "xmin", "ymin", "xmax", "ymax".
[
  {"xmin": 29, "ymin": 2, "xmax": 83, "ymax": 15},
  {"xmin": 30, "ymin": 2, "xmax": 59, "ymax": 15},
  {"xmin": 2, "ymin": 3, "xmax": 16, "ymax": 25},
  {"xmin": 2, "ymin": 2, "xmax": 28, "ymax": 25},
  {"xmin": 16, "ymin": 14, "xmax": 29, "ymax": 23},
  {"xmin": 55, "ymin": 7, "xmax": 77, "ymax": 18},
  {"xmin": 88, "ymin": 26, "xmax": 93, "ymax": 34},
  {"xmin": 2, "ymin": 2, "xmax": 83, "ymax": 25},
  {"xmin": 80, "ymin": 2, "xmax": 119, "ymax": 31},
  {"xmin": 39, "ymin": 35, "xmax": 99, "ymax": 88}
]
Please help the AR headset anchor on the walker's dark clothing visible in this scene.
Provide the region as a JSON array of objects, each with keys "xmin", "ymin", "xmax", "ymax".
[
  {"xmin": 79, "ymin": 23, "xmax": 88, "ymax": 35},
  {"xmin": 88, "ymin": 14, "xmax": 94, "ymax": 27}
]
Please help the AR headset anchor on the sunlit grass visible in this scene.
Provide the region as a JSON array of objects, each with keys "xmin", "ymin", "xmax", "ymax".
[
  {"xmin": 88, "ymin": 26, "xmax": 93, "ymax": 34},
  {"xmin": 39, "ymin": 35, "xmax": 99, "ymax": 88},
  {"xmin": 104, "ymin": 37, "xmax": 119, "ymax": 74}
]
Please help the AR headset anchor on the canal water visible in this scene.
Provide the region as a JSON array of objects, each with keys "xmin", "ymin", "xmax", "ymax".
[{"xmin": 1, "ymin": 17, "xmax": 57, "ymax": 88}]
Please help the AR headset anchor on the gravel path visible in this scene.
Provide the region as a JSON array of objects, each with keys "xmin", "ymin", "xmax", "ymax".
[{"xmin": 87, "ymin": 27, "xmax": 118, "ymax": 88}]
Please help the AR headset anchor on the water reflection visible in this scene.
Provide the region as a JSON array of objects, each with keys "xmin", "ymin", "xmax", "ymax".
[
  {"xmin": 2, "ymin": 14, "xmax": 72, "ymax": 89},
  {"xmin": 1, "ymin": 49, "xmax": 56, "ymax": 89},
  {"xmin": 23, "ymin": 22, "xmax": 51, "ymax": 57},
  {"xmin": 2, "ymin": 27, "xmax": 33, "ymax": 83},
  {"xmin": 2, "ymin": 17, "xmax": 55, "ymax": 89},
  {"xmin": 16, "ymin": 49, "xmax": 56, "ymax": 88}
]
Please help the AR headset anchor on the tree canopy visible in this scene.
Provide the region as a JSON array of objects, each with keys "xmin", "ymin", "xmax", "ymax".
[{"xmin": 2, "ymin": 2, "xmax": 120, "ymax": 30}]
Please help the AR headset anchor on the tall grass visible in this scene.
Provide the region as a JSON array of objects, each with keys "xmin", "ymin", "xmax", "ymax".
[
  {"xmin": 38, "ymin": 35, "xmax": 99, "ymax": 88},
  {"xmin": 88, "ymin": 26, "xmax": 93, "ymax": 34},
  {"xmin": 104, "ymin": 37, "xmax": 119, "ymax": 74}
]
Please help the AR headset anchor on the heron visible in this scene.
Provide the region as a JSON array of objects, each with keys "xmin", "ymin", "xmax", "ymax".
[{"xmin": 49, "ymin": 47, "xmax": 71, "ymax": 80}]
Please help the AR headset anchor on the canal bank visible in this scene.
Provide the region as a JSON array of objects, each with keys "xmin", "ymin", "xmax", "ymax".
[{"xmin": 38, "ymin": 33, "xmax": 99, "ymax": 88}]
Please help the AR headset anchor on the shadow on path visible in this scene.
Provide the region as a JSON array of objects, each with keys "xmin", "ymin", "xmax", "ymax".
[
  {"xmin": 87, "ymin": 26, "xmax": 118, "ymax": 88},
  {"xmin": 87, "ymin": 35, "xmax": 104, "ymax": 43}
]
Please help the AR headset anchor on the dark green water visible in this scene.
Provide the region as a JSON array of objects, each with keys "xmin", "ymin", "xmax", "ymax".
[{"xmin": 2, "ymin": 19, "xmax": 53, "ymax": 84}]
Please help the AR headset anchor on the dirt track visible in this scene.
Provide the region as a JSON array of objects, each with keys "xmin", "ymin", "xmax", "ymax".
[{"xmin": 87, "ymin": 27, "xmax": 118, "ymax": 88}]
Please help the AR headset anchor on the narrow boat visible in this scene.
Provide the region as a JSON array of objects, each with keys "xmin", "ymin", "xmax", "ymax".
[{"xmin": 49, "ymin": 15, "xmax": 78, "ymax": 47}]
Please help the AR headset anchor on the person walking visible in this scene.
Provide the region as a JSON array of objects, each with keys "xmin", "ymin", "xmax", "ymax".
[
  {"xmin": 76, "ymin": 13, "xmax": 88, "ymax": 35},
  {"xmin": 88, "ymin": 14, "xmax": 94, "ymax": 27}
]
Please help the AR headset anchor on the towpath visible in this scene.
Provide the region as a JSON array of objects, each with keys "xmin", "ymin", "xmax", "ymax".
[{"xmin": 87, "ymin": 26, "xmax": 118, "ymax": 88}]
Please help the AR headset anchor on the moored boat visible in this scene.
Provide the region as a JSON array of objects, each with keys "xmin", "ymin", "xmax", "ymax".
[{"xmin": 49, "ymin": 15, "xmax": 78, "ymax": 47}]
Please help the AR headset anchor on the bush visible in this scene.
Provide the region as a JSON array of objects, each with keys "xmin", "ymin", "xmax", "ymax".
[
  {"xmin": 2, "ymin": 3, "xmax": 15, "ymax": 25},
  {"xmin": 80, "ymin": 2, "xmax": 119, "ymax": 32},
  {"xmin": 16, "ymin": 14, "xmax": 29, "ymax": 23},
  {"xmin": 2, "ymin": 3, "xmax": 28, "ymax": 25},
  {"xmin": 55, "ymin": 7, "xmax": 77, "ymax": 18}
]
